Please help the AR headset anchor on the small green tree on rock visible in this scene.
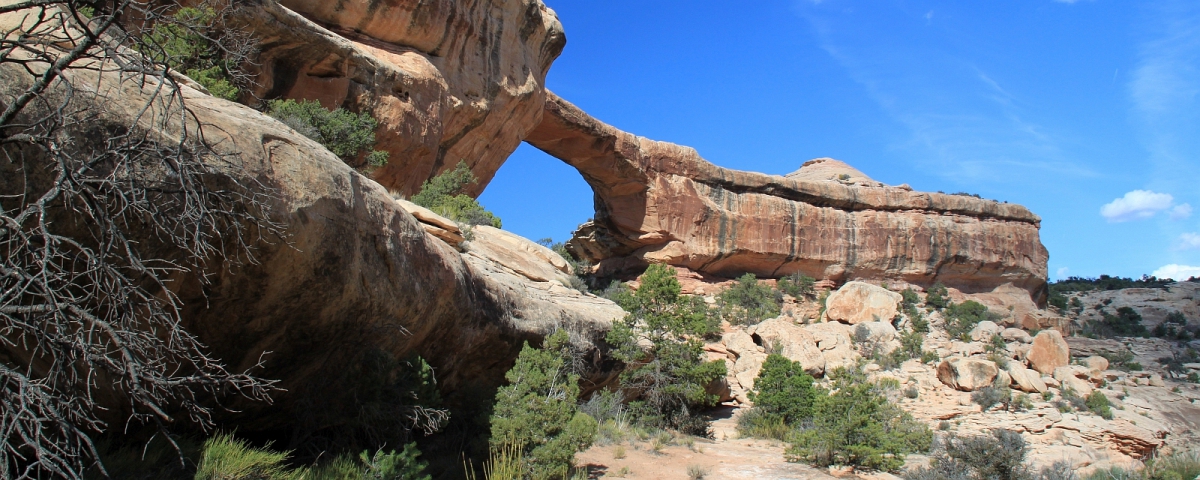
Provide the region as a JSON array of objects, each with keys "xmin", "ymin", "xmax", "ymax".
[
  {"xmin": 141, "ymin": 6, "xmax": 244, "ymax": 100},
  {"xmin": 717, "ymin": 273, "xmax": 783, "ymax": 325},
  {"xmin": 606, "ymin": 264, "xmax": 726, "ymax": 434},
  {"xmin": 410, "ymin": 161, "xmax": 502, "ymax": 228},
  {"xmin": 749, "ymin": 354, "xmax": 821, "ymax": 424},
  {"xmin": 786, "ymin": 367, "xmax": 932, "ymax": 472},
  {"xmin": 490, "ymin": 330, "xmax": 597, "ymax": 480},
  {"xmin": 266, "ymin": 99, "xmax": 389, "ymax": 169}
]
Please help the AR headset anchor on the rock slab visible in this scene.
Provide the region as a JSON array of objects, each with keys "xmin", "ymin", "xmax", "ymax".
[
  {"xmin": 937, "ymin": 358, "xmax": 1000, "ymax": 392},
  {"xmin": 826, "ymin": 282, "xmax": 902, "ymax": 324},
  {"xmin": 1027, "ymin": 330, "xmax": 1070, "ymax": 374}
]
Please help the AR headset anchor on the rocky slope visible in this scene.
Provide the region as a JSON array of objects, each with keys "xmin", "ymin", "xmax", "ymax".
[
  {"xmin": 702, "ymin": 282, "xmax": 1200, "ymax": 475},
  {"xmin": 525, "ymin": 93, "xmax": 1050, "ymax": 300}
]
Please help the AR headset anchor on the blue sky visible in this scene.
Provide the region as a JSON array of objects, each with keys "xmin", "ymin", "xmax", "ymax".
[{"xmin": 478, "ymin": 0, "xmax": 1200, "ymax": 281}]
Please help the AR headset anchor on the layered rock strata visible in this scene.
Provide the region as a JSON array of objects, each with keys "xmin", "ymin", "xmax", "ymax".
[
  {"xmin": 525, "ymin": 92, "xmax": 1049, "ymax": 299},
  {"xmin": 239, "ymin": 0, "xmax": 565, "ymax": 196}
]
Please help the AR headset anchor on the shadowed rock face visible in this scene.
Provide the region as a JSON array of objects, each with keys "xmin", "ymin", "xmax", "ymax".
[
  {"xmin": 525, "ymin": 92, "xmax": 1049, "ymax": 300},
  {"xmin": 241, "ymin": 0, "xmax": 565, "ymax": 197},
  {"xmin": 0, "ymin": 44, "xmax": 619, "ymax": 434}
]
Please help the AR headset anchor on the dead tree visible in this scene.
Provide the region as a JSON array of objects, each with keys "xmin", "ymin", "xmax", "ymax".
[{"xmin": 1, "ymin": 1, "xmax": 282, "ymax": 477}]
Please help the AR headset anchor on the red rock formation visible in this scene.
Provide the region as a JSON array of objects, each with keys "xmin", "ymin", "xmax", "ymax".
[
  {"xmin": 525, "ymin": 92, "xmax": 1049, "ymax": 300},
  {"xmin": 239, "ymin": 0, "xmax": 564, "ymax": 196}
]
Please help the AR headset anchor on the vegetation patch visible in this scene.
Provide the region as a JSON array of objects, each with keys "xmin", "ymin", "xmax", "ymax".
[
  {"xmin": 266, "ymin": 99, "xmax": 390, "ymax": 170},
  {"xmin": 490, "ymin": 330, "xmax": 597, "ymax": 480},
  {"xmin": 786, "ymin": 366, "xmax": 933, "ymax": 472},
  {"xmin": 943, "ymin": 300, "xmax": 1003, "ymax": 342},
  {"xmin": 717, "ymin": 273, "xmax": 783, "ymax": 325},
  {"xmin": 409, "ymin": 160, "xmax": 503, "ymax": 228},
  {"xmin": 606, "ymin": 264, "xmax": 726, "ymax": 435}
]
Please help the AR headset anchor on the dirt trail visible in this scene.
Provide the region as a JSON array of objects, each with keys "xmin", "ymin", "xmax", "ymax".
[{"xmin": 576, "ymin": 407, "xmax": 839, "ymax": 480}]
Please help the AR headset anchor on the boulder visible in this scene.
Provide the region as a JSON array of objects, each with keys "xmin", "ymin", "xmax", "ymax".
[
  {"xmin": 526, "ymin": 94, "xmax": 1049, "ymax": 298},
  {"xmin": 1008, "ymin": 365, "xmax": 1048, "ymax": 393},
  {"xmin": 751, "ymin": 317, "xmax": 826, "ymax": 375},
  {"xmin": 1084, "ymin": 356, "xmax": 1110, "ymax": 373},
  {"xmin": 825, "ymin": 282, "xmax": 902, "ymax": 324},
  {"xmin": 1001, "ymin": 328, "xmax": 1033, "ymax": 343},
  {"xmin": 1060, "ymin": 376, "xmax": 1094, "ymax": 398},
  {"xmin": 853, "ymin": 321, "xmax": 898, "ymax": 344},
  {"xmin": 995, "ymin": 369, "xmax": 1012, "ymax": 390},
  {"xmin": 937, "ymin": 358, "xmax": 1000, "ymax": 391},
  {"xmin": 1027, "ymin": 330, "xmax": 1070, "ymax": 374},
  {"xmin": 802, "ymin": 322, "xmax": 860, "ymax": 371},
  {"xmin": 466, "ymin": 226, "xmax": 572, "ymax": 284},
  {"xmin": 970, "ymin": 321, "xmax": 1003, "ymax": 342}
]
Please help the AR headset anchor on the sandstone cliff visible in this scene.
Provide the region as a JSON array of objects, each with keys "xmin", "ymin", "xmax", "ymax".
[
  {"xmin": 525, "ymin": 92, "xmax": 1050, "ymax": 300},
  {"xmin": 0, "ymin": 32, "xmax": 619, "ymax": 435},
  {"xmin": 240, "ymin": 0, "xmax": 565, "ymax": 197}
]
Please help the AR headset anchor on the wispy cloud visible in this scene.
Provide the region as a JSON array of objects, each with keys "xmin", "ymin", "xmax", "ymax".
[
  {"xmin": 795, "ymin": 6, "xmax": 1095, "ymax": 187},
  {"xmin": 1128, "ymin": 3, "xmax": 1200, "ymax": 188},
  {"xmin": 1170, "ymin": 203, "xmax": 1193, "ymax": 220},
  {"xmin": 1099, "ymin": 190, "xmax": 1176, "ymax": 222},
  {"xmin": 1177, "ymin": 232, "xmax": 1200, "ymax": 250},
  {"xmin": 1055, "ymin": 267, "xmax": 1070, "ymax": 279}
]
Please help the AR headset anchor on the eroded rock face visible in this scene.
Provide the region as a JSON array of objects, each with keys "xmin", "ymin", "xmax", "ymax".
[
  {"xmin": 239, "ymin": 0, "xmax": 565, "ymax": 196},
  {"xmin": 525, "ymin": 92, "xmax": 1049, "ymax": 300}
]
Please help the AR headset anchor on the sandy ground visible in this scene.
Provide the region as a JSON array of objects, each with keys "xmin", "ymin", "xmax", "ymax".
[{"xmin": 575, "ymin": 406, "xmax": 841, "ymax": 480}]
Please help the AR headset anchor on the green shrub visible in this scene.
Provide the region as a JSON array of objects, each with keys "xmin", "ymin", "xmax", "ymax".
[
  {"xmin": 1085, "ymin": 392, "xmax": 1114, "ymax": 420},
  {"xmin": 748, "ymin": 355, "xmax": 821, "ymax": 425},
  {"xmin": 736, "ymin": 407, "xmax": 792, "ymax": 441},
  {"xmin": 194, "ymin": 433, "xmax": 293, "ymax": 480},
  {"xmin": 490, "ymin": 330, "xmax": 597, "ymax": 480},
  {"xmin": 925, "ymin": 283, "xmax": 950, "ymax": 310},
  {"xmin": 141, "ymin": 7, "xmax": 240, "ymax": 100},
  {"xmin": 1084, "ymin": 306, "xmax": 1148, "ymax": 338},
  {"xmin": 920, "ymin": 350, "xmax": 941, "ymax": 364},
  {"xmin": 307, "ymin": 444, "xmax": 431, "ymax": 480},
  {"xmin": 943, "ymin": 301, "xmax": 1002, "ymax": 342},
  {"xmin": 717, "ymin": 273, "xmax": 782, "ymax": 325},
  {"xmin": 904, "ymin": 430, "xmax": 1035, "ymax": 480},
  {"xmin": 408, "ymin": 161, "xmax": 502, "ymax": 228},
  {"xmin": 971, "ymin": 386, "xmax": 1011, "ymax": 412},
  {"xmin": 786, "ymin": 367, "xmax": 932, "ymax": 472},
  {"xmin": 777, "ymin": 273, "xmax": 816, "ymax": 299},
  {"xmin": 607, "ymin": 264, "xmax": 726, "ymax": 434},
  {"xmin": 1049, "ymin": 290, "xmax": 1069, "ymax": 312},
  {"xmin": 266, "ymin": 99, "xmax": 389, "ymax": 168}
]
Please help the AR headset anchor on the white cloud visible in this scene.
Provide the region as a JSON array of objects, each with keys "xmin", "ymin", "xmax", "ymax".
[
  {"xmin": 1152, "ymin": 264, "xmax": 1200, "ymax": 280},
  {"xmin": 1178, "ymin": 232, "xmax": 1200, "ymax": 250},
  {"xmin": 1169, "ymin": 203, "xmax": 1193, "ymax": 220},
  {"xmin": 1055, "ymin": 267, "xmax": 1070, "ymax": 279},
  {"xmin": 1099, "ymin": 190, "xmax": 1175, "ymax": 222}
]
